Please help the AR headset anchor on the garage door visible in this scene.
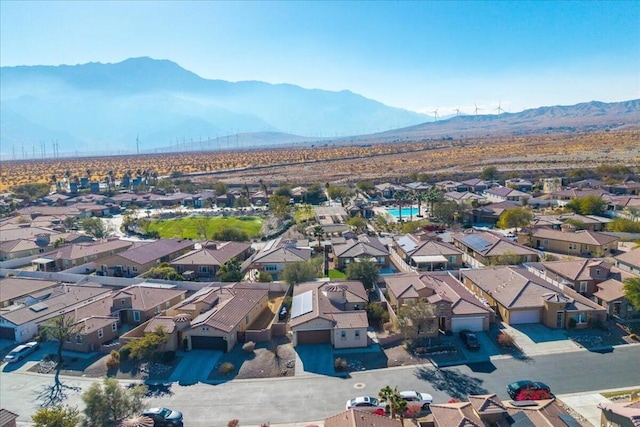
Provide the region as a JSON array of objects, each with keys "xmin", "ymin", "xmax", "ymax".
[
  {"xmin": 296, "ymin": 330, "xmax": 331, "ymax": 345},
  {"xmin": 190, "ymin": 335, "xmax": 227, "ymax": 352},
  {"xmin": 451, "ymin": 316, "xmax": 485, "ymax": 332},
  {"xmin": 509, "ymin": 310, "xmax": 540, "ymax": 324},
  {"xmin": 0, "ymin": 326, "xmax": 15, "ymax": 341}
]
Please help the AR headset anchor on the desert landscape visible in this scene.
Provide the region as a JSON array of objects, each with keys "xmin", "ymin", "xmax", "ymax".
[{"xmin": 1, "ymin": 129, "xmax": 638, "ymax": 191}]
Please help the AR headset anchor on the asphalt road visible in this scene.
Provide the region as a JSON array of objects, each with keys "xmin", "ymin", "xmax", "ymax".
[{"xmin": 1, "ymin": 345, "xmax": 639, "ymax": 426}]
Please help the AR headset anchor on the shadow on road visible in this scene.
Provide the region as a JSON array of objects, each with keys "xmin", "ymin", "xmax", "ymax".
[
  {"xmin": 467, "ymin": 361, "xmax": 496, "ymax": 373},
  {"xmin": 414, "ymin": 366, "xmax": 488, "ymax": 400}
]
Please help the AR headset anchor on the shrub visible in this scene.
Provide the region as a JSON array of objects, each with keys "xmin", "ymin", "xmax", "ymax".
[
  {"xmin": 568, "ymin": 318, "xmax": 577, "ymax": 329},
  {"xmin": 218, "ymin": 362, "xmax": 235, "ymax": 375},
  {"xmin": 497, "ymin": 332, "xmax": 516, "ymax": 348},
  {"xmin": 159, "ymin": 351, "xmax": 175, "ymax": 363},
  {"xmin": 334, "ymin": 357, "xmax": 347, "ymax": 371},
  {"xmin": 227, "ymin": 420, "xmax": 239, "ymax": 427},
  {"xmin": 118, "ymin": 346, "xmax": 131, "ymax": 361},
  {"xmin": 242, "ymin": 341, "xmax": 256, "ymax": 353},
  {"xmin": 448, "ymin": 398, "xmax": 460, "ymax": 403},
  {"xmin": 630, "ymin": 334, "xmax": 638, "ymax": 341},
  {"xmin": 106, "ymin": 351, "xmax": 120, "ymax": 371}
]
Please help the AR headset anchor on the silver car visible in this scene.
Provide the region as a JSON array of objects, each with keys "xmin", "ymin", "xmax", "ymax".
[{"xmin": 4, "ymin": 341, "xmax": 40, "ymax": 363}]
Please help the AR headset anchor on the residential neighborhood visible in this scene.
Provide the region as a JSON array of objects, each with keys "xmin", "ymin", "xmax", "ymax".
[{"xmin": 1, "ymin": 169, "xmax": 639, "ymax": 426}]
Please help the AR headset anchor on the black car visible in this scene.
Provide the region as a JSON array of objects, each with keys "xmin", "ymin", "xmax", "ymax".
[
  {"xmin": 141, "ymin": 407, "xmax": 183, "ymax": 427},
  {"xmin": 459, "ymin": 330, "xmax": 480, "ymax": 350},
  {"xmin": 507, "ymin": 380, "xmax": 552, "ymax": 400}
]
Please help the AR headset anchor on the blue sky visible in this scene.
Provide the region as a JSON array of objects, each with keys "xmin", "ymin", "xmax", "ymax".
[{"xmin": 1, "ymin": 1, "xmax": 638, "ymax": 116}]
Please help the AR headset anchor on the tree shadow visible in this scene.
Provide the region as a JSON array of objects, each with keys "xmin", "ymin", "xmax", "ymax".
[
  {"xmin": 414, "ymin": 366, "xmax": 488, "ymax": 400},
  {"xmin": 512, "ymin": 350, "xmax": 535, "ymax": 363},
  {"xmin": 36, "ymin": 368, "xmax": 81, "ymax": 408}
]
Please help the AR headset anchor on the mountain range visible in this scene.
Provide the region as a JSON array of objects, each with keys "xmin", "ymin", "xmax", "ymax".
[{"xmin": 1, "ymin": 57, "xmax": 638, "ymax": 156}]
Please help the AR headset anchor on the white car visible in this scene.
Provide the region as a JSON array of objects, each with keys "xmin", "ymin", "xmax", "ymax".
[
  {"xmin": 345, "ymin": 396, "xmax": 384, "ymax": 413},
  {"xmin": 4, "ymin": 341, "xmax": 40, "ymax": 363},
  {"xmin": 380, "ymin": 390, "xmax": 433, "ymax": 410}
]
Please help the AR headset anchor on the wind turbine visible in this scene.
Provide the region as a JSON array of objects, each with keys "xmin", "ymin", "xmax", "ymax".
[
  {"xmin": 455, "ymin": 107, "xmax": 461, "ymax": 117},
  {"xmin": 474, "ymin": 103, "xmax": 483, "ymax": 116},
  {"xmin": 495, "ymin": 101, "xmax": 504, "ymax": 115},
  {"xmin": 431, "ymin": 108, "xmax": 439, "ymax": 121}
]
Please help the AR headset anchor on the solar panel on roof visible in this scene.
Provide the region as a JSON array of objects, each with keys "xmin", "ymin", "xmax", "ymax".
[
  {"xmin": 291, "ymin": 290, "xmax": 313, "ymax": 318},
  {"xmin": 462, "ymin": 235, "xmax": 493, "ymax": 251}
]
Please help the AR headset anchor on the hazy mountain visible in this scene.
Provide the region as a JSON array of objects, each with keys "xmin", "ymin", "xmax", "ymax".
[
  {"xmin": 336, "ymin": 99, "xmax": 640, "ymax": 144},
  {"xmin": 0, "ymin": 57, "xmax": 427, "ymax": 154}
]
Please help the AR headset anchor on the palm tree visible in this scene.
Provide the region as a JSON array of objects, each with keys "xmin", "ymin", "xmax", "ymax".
[
  {"xmin": 425, "ymin": 187, "xmax": 442, "ymax": 217},
  {"xmin": 415, "ymin": 190, "xmax": 427, "ymax": 218},
  {"xmin": 395, "ymin": 190, "xmax": 407, "ymax": 222}
]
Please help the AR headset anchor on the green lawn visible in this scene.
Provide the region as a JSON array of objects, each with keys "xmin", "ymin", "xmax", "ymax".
[
  {"xmin": 147, "ymin": 216, "xmax": 263, "ymax": 239},
  {"xmin": 328, "ymin": 269, "xmax": 346, "ymax": 279}
]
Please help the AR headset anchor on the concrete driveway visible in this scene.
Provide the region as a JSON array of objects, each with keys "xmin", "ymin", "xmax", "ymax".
[
  {"xmin": 497, "ymin": 323, "xmax": 579, "ymax": 357},
  {"xmin": 294, "ymin": 344, "xmax": 335, "ymax": 377},
  {"xmin": 169, "ymin": 350, "xmax": 222, "ymax": 385}
]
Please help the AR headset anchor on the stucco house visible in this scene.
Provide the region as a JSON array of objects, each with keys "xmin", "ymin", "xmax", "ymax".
[
  {"xmin": 244, "ymin": 237, "xmax": 313, "ymax": 281},
  {"xmin": 111, "ymin": 284, "xmax": 187, "ymax": 326},
  {"xmin": 452, "ymin": 230, "xmax": 540, "ymax": 267},
  {"xmin": 598, "ymin": 399, "xmax": 640, "ymax": 427},
  {"xmin": 33, "ymin": 238, "xmax": 133, "ymax": 272},
  {"xmin": 289, "ymin": 280, "xmax": 369, "ymax": 348},
  {"xmin": 384, "ymin": 272, "xmax": 492, "ymax": 333},
  {"xmin": 524, "ymin": 258, "xmax": 611, "ymax": 297},
  {"xmin": 332, "ymin": 234, "xmax": 390, "ymax": 270},
  {"xmin": 393, "ymin": 234, "xmax": 464, "ymax": 271},
  {"xmin": 0, "ymin": 277, "xmax": 61, "ymax": 309},
  {"xmin": 0, "ymin": 283, "xmax": 112, "ymax": 342},
  {"xmin": 483, "ymin": 187, "xmax": 530, "ymax": 205},
  {"xmin": 168, "ymin": 283, "xmax": 269, "ymax": 352},
  {"xmin": 460, "ymin": 266, "xmax": 606, "ymax": 328},
  {"xmin": 526, "ymin": 226, "xmax": 619, "ymax": 256},
  {"xmin": 170, "ymin": 241, "xmax": 252, "ymax": 280},
  {"xmin": 592, "ymin": 267, "xmax": 640, "ymax": 320},
  {"xmin": 615, "ymin": 248, "xmax": 640, "ymax": 275},
  {"xmin": 98, "ymin": 238, "xmax": 195, "ymax": 277}
]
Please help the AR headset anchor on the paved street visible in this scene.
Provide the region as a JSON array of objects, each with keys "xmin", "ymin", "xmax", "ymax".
[{"xmin": 2, "ymin": 344, "xmax": 639, "ymax": 426}]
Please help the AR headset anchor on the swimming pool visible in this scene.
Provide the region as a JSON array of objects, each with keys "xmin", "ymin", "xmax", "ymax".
[{"xmin": 386, "ymin": 207, "xmax": 420, "ymax": 219}]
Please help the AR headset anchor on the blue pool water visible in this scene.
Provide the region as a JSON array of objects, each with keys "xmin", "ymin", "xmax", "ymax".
[{"xmin": 386, "ymin": 207, "xmax": 419, "ymax": 219}]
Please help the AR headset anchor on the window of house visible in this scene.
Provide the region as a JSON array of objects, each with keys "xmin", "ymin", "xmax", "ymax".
[
  {"xmin": 133, "ymin": 311, "xmax": 140, "ymax": 322},
  {"xmin": 66, "ymin": 335, "xmax": 71, "ymax": 342},
  {"xmin": 265, "ymin": 265, "xmax": 277, "ymax": 272},
  {"xmin": 132, "ymin": 266, "xmax": 138, "ymax": 273},
  {"xmin": 200, "ymin": 266, "xmax": 209, "ymax": 274},
  {"xmin": 245, "ymin": 315, "xmax": 250, "ymax": 325},
  {"xmin": 155, "ymin": 305, "xmax": 161, "ymax": 314},
  {"xmin": 575, "ymin": 313, "xmax": 586, "ymax": 324},
  {"xmin": 596, "ymin": 269, "xmax": 600, "ymax": 275},
  {"xmin": 111, "ymin": 323, "xmax": 117, "ymax": 332},
  {"xmin": 340, "ymin": 330, "xmax": 346, "ymax": 340},
  {"xmin": 98, "ymin": 329, "xmax": 103, "ymax": 338},
  {"xmin": 202, "ymin": 326, "xmax": 209, "ymax": 331},
  {"xmin": 355, "ymin": 330, "xmax": 360, "ymax": 339},
  {"xmin": 579, "ymin": 282, "xmax": 588, "ymax": 293},
  {"xmin": 165, "ymin": 301, "xmax": 170, "ymax": 309},
  {"xmin": 543, "ymin": 240, "xmax": 549, "ymax": 245},
  {"xmin": 76, "ymin": 334, "xmax": 82, "ymax": 343},
  {"xmin": 568, "ymin": 243, "xmax": 577, "ymax": 250},
  {"xmin": 449, "ymin": 256, "xmax": 457, "ymax": 263}
]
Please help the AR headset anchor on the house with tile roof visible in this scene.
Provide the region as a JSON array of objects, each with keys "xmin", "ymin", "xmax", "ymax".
[
  {"xmin": 460, "ymin": 266, "xmax": 605, "ymax": 328},
  {"xmin": 445, "ymin": 191, "xmax": 487, "ymax": 205},
  {"xmin": 244, "ymin": 237, "xmax": 313, "ymax": 281},
  {"xmin": 526, "ymin": 227, "xmax": 619, "ymax": 256},
  {"xmin": 0, "ymin": 282, "xmax": 112, "ymax": 342},
  {"xmin": 111, "ymin": 284, "xmax": 187, "ymax": 326},
  {"xmin": 0, "ymin": 408, "xmax": 19, "ymax": 427},
  {"xmin": 524, "ymin": 258, "xmax": 611, "ymax": 297},
  {"xmin": 460, "ymin": 178, "xmax": 494, "ymax": 193},
  {"xmin": 598, "ymin": 399, "xmax": 640, "ymax": 427},
  {"xmin": 98, "ymin": 238, "xmax": 195, "ymax": 277},
  {"xmin": 483, "ymin": 186, "xmax": 530, "ymax": 205},
  {"xmin": 592, "ymin": 268, "xmax": 640, "ymax": 320},
  {"xmin": 467, "ymin": 201, "xmax": 520, "ymax": 226},
  {"xmin": 170, "ymin": 241, "xmax": 252, "ymax": 280},
  {"xmin": 548, "ymin": 188, "xmax": 611, "ymax": 205},
  {"xmin": 615, "ymin": 248, "xmax": 640, "ymax": 275},
  {"xmin": 0, "ymin": 277, "xmax": 62, "ymax": 309},
  {"xmin": 333, "ymin": 235, "xmax": 390, "ymax": 270},
  {"xmin": 324, "ymin": 409, "xmax": 402, "ymax": 427},
  {"xmin": 165, "ymin": 283, "xmax": 269, "ymax": 352},
  {"xmin": 428, "ymin": 395, "xmax": 582, "ymax": 427},
  {"xmin": 289, "ymin": 280, "xmax": 369, "ymax": 348},
  {"xmin": 33, "ymin": 238, "xmax": 133, "ymax": 272},
  {"xmin": 531, "ymin": 212, "xmax": 610, "ymax": 232},
  {"xmin": 384, "ymin": 272, "xmax": 492, "ymax": 333},
  {"xmin": 452, "ymin": 230, "xmax": 540, "ymax": 267},
  {"xmin": 393, "ymin": 234, "xmax": 464, "ymax": 271}
]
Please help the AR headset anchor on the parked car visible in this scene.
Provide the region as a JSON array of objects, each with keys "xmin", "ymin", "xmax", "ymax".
[
  {"xmin": 459, "ymin": 329, "xmax": 481, "ymax": 350},
  {"xmin": 141, "ymin": 407, "xmax": 183, "ymax": 426},
  {"xmin": 507, "ymin": 380, "xmax": 552, "ymax": 400},
  {"xmin": 380, "ymin": 391, "xmax": 433, "ymax": 410},
  {"xmin": 3, "ymin": 341, "xmax": 39, "ymax": 363},
  {"xmin": 345, "ymin": 396, "xmax": 384, "ymax": 413}
]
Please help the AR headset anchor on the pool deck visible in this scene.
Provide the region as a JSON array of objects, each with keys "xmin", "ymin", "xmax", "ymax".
[{"xmin": 374, "ymin": 205, "xmax": 425, "ymax": 222}]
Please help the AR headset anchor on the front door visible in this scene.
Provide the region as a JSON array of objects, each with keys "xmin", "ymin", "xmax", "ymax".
[
  {"xmin": 439, "ymin": 317, "xmax": 447, "ymax": 332},
  {"xmin": 556, "ymin": 311, "xmax": 564, "ymax": 328}
]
